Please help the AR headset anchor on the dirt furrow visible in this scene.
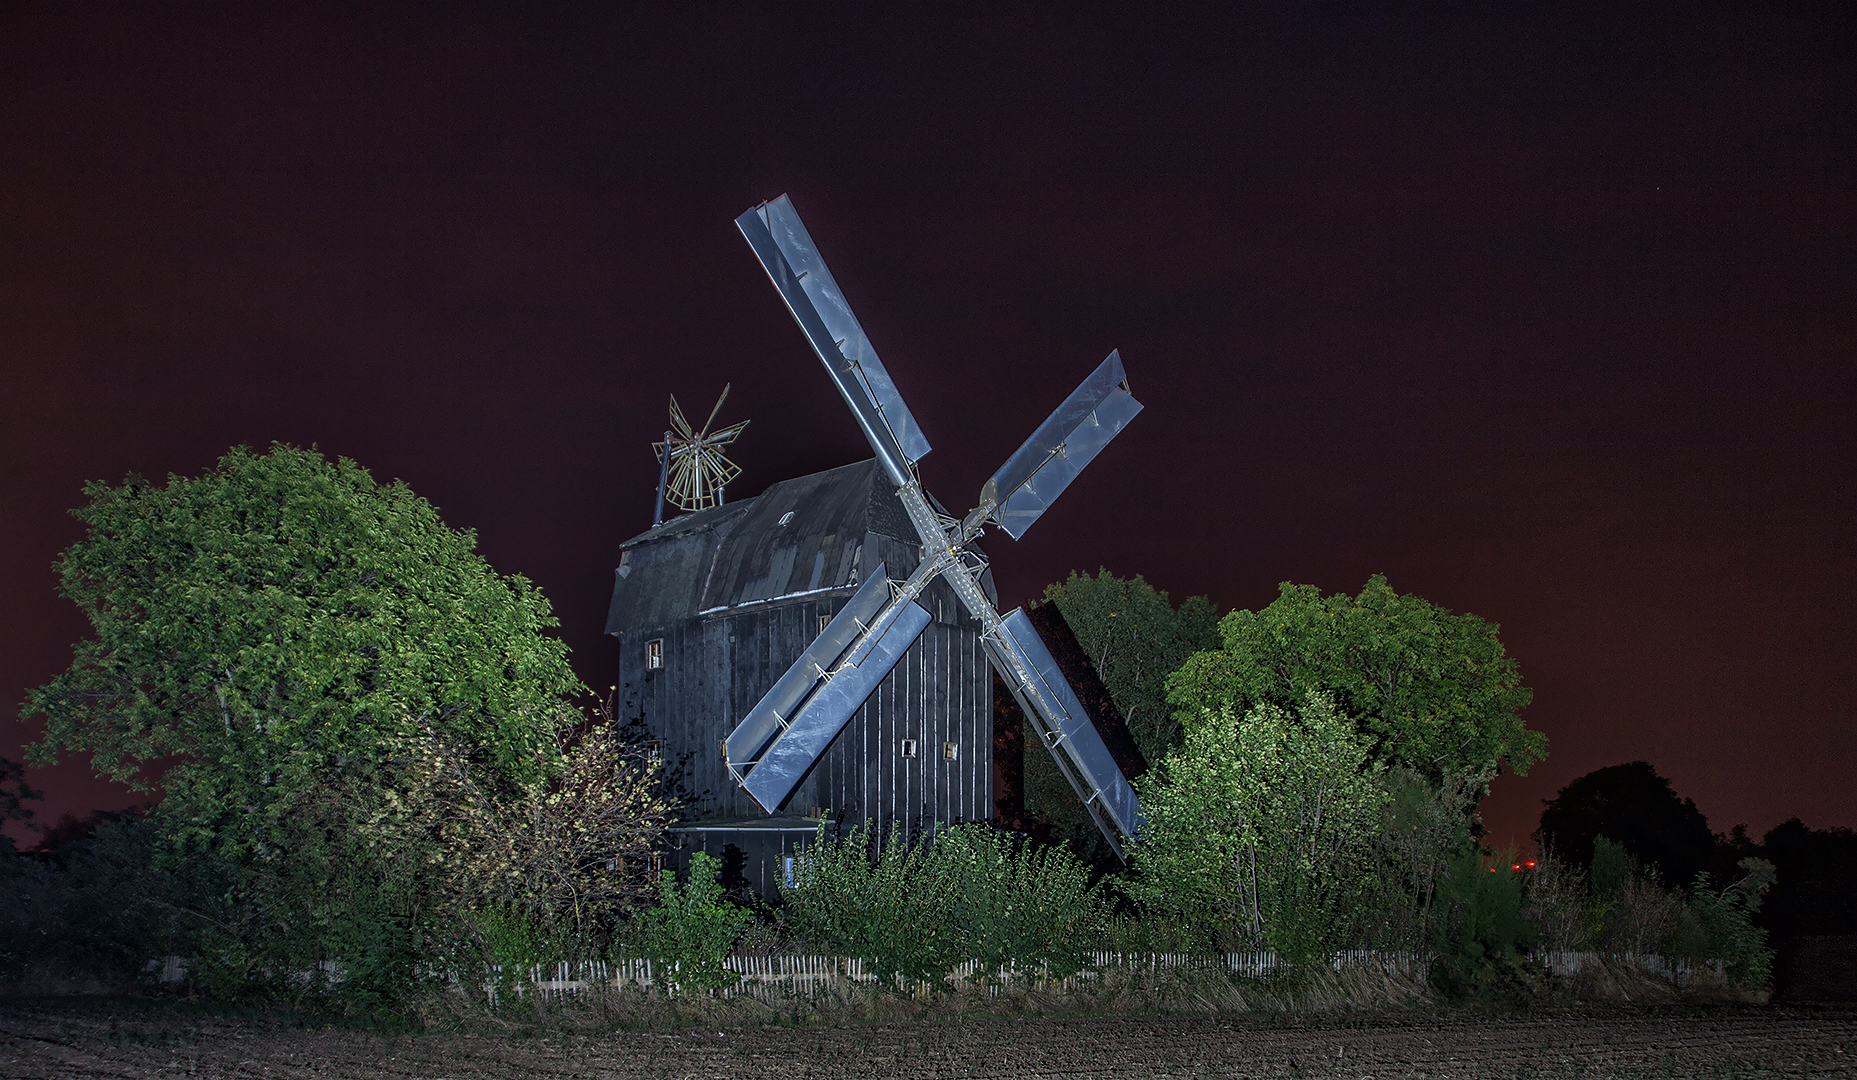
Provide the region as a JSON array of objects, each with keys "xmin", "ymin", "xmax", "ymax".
[{"xmin": 3, "ymin": 1002, "xmax": 1853, "ymax": 1079}]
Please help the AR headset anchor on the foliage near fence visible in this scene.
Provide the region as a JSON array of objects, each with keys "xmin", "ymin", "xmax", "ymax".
[
  {"xmin": 407, "ymin": 948, "xmax": 1751, "ymax": 1026},
  {"xmin": 3, "ymin": 808, "xmax": 1773, "ymax": 1010},
  {"xmin": 777, "ymin": 820, "xmax": 1109, "ymax": 982},
  {"xmin": 464, "ymin": 950, "xmax": 1401, "ymax": 1005},
  {"xmin": 632, "ymin": 852, "xmax": 752, "ymax": 990}
]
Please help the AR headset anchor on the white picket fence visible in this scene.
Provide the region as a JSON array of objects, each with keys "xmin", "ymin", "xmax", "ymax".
[
  {"xmin": 471, "ymin": 949, "xmax": 1421, "ymax": 1005},
  {"xmin": 144, "ymin": 948, "xmax": 1721, "ymax": 1002}
]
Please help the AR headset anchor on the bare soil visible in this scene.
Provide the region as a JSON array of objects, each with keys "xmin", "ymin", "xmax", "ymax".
[{"xmin": 2, "ymin": 998, "xmax": 1853, "ymax": 1079}]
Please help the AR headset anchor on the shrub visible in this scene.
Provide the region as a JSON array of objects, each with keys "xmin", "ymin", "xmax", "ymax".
[
  {"xmin": 1430, "ymin": 849, "xmax": 1539, "ymax": 1000},
  {"xmin": 931, "ymin": 823, "xmax": 1106, "ymax": 977},
  {"xmin": 780, "ymin": 821, "xmax": 1108, "ymax": 983},
  {"xmin": 0, "ymin": 815, "xmax": 189, "ymax": 987},
  {"xmin": 1586, "ymin": 837, "xmax": 1681, "ymax": 955},
  {"xmin": 1128, "ymin": 693, "xmax": 1387, "ymax": 963},
  {"xmin": 1670, "ymin": 866, "xmax": 1774, "ymax": 987},
  {"xmin": 635, "ymin": 852, "xmax": 751, "ymax": 991},
  {"xmin": 1518, "ymin": 848, "xmax": 1587, "ymax": 953}
]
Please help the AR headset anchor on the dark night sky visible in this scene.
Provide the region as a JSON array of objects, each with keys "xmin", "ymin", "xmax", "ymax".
[{"xmin": 4, "ymin": 5, "xmax": 1853, "ymax": 851}]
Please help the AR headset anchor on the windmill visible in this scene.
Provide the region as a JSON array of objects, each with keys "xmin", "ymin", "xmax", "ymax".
[
  {"xmin": 651, "ymin": 385, "xmax": 749, "ymax": 526},
  {"xmin": 727, "ymin": 195, "xmax": 1146, "ymax": 857}
]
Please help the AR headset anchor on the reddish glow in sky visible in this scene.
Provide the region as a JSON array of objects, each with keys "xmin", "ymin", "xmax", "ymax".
[{"xmin": 4, "ymin": 6, "xmax": 1852, "ymax": 849}]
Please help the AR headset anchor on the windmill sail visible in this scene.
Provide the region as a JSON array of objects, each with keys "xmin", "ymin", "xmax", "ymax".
[
  {"xmin": 725, "ymin": 564, "xmax": 894, "ymax": 774},
  {"xmin": 993, "ymin": 608, "xmax": 1144, "ymax": 843},
  {"xmin": 980, "ymin": 351, "xmax": 1143, "ymax": 541},
  {"xmin": 736, "ymin": 197, "xmax": 930, "ymax": 487},
  {"xmin": 740, "ymin": 594, "xmax": 934, "ymax": 813}
]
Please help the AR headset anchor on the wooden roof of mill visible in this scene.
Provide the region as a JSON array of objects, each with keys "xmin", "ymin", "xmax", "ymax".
[{"xmin": 606, "ymin": 458, "xmax": 961, "ymax": 634}]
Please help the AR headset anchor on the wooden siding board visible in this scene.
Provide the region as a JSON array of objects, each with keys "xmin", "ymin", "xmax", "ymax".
[
  {"xmin": 707, "ymin": 616, "xmax": 736, "ymax": 816},
  {"xmin": 925, "ymin": 623, "xmax": 942, "ymax": 826}
]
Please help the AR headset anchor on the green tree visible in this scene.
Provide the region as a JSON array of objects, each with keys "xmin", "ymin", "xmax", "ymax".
[
  {"xmin": 1042, "ymin": 569, "xmax": 1220, "ymax": 762},
  {"xmin": 1029, "ymin": 569, "xmax": 1218, "ymax": 861},
  {"xmin": 1168, "ymin": 575, "xmax": 1543, "ymax": 780},
  {"xmin": 17, "ymin": 444, "xmax": 619, "ymax": 995},
  {"xmin": 23, "ymin": 443, "xmax": 581, "ymax": 833},
  {"xmin": 1128, "ymin": 693, "xmax": 1389, "ymax": 964}
]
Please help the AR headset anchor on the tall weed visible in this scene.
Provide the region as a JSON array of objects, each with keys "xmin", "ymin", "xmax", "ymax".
[{"xmin": 1586, "ymin": 837, "xmax": 1680, "ymax": 955}]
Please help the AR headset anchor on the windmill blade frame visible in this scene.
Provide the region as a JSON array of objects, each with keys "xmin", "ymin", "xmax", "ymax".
[
  {"xmin": 736, "ymin": 196, "xmax": 930, "ymax": 487},
  {"xmin": 701, "ymin": 383, "xmax": 733, "ymax": 435},
  {"xmin": 655, "ymin": 384, "xmax": 749, "ymax": 513},
  {"xmin": 668, "ymin": 394, "xmax": 696, "ymax": 441},
  {"xmin": 980, "ymin": 350, "xmax": 1144, "ymax": 541}
]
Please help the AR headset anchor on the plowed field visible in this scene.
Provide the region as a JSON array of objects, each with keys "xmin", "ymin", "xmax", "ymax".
[{"xmin": 3, "ymin": 999, "xmax": 1851, "ymax": 1078}]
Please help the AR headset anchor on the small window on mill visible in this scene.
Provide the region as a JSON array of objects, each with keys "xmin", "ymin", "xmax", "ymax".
[
  {"xmin": 819, "ymin": 613, "xmax": 832, "ymax": 634},
  {"xmin": 645, "ymin": 638, "xmax": 664, "ymax": 669},
  {"xmin": 943, "ymin": 741, "xmax": 959, "ymax": 761},
  {"xmin": 899, "ymin": 738, "xmax": 918, "ymax": 759}
]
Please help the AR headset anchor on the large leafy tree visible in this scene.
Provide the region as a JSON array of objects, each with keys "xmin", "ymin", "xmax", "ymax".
[
  {"xmin": 23, "ymin": 443, "xmax": 583, "ymax": 830},
  {"xmin": 17, "ymin": 445, "xmax": 643, "ymax": 993},
  {"xmin": 1167, "ymin": 575, "xmax": 1544, "ymax": 779}
]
